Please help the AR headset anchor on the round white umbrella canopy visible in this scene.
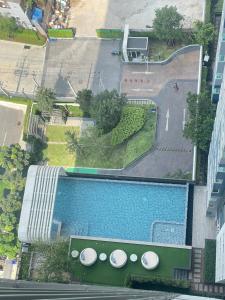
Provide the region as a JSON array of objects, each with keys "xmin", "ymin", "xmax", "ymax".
[
  {"xmin": 141, "ymin": 251, "xmax": 159, "ymax": 270},
  {"xmin": 99, "ymin": 253, "xmax": 107, "ymax": 261},
  {"xmin": 80, "ymin": 248, "xmax": 97, "ymax": 266},
  {"xmin": 130, "ymin": 253, "xmax": 138, "ymax": 262},
  {"xmin": 110, "ymin": 249, "xmax": 127, "ymax": 268}
]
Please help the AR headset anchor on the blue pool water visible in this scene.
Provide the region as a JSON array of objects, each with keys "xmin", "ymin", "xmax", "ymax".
[{"xmin": 52, "ymin": 177, "xmax": 188, "ymax": 245}]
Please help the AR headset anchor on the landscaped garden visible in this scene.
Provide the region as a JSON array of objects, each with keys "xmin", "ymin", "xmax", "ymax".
[
  {"xmin": 43, "ymin": 125, "xmax": 79, "ymax": 167},
  {"xmin": 69, "ymin": 237, "xmax": 191, "ymax": 287}
]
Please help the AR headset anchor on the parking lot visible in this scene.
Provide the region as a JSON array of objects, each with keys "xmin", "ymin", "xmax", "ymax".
[
  {"xmin": 0, "ymin": 40, "xmax": 46, "ymax": 97},
  {"xmin": 69, "ymin": 0, "xmax": 204, "ymax": 36},
  {"xmin": 0, "ymin": 102, "xmax": 25, "ymax": 146},
  {"xmin": 42, "ymin": 38, "xmax": 122, "ymax": 97}
]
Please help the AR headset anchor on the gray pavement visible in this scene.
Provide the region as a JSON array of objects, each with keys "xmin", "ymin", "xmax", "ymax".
[
  {"xmin": 0, "ymin": 105, "xmax": 24, "ymax": 146},
  {"xmin": 119, "ymin": 48, "xmax": 200, "ymax": 178},
  {"xmin": 69, "ymin": 0, "xmax": 204, "ymax": 36},
  {"xmin": 42, "ymin": 38, "xmax": 122, "ymax": 97}
]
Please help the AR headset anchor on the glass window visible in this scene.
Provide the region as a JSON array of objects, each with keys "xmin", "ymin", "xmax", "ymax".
[
  {"xmin": 216, "ymin": 73, "xmax": 223, "ymax": 80},
  {"xmin": 223, "ymin": 33, "xmax": 225, "ymax": 41},
  {"xmin": 213, "ymin": 87, "xmax": 220, "ymax": 94},
  {"xmin": 219, "ymin": 55, "xmax": 225, "ymax": 61}
]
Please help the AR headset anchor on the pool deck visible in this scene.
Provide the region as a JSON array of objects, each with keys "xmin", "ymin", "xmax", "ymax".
[{"xmin": 192, "ymin": 186, "xmax": 217, "ymax": 248}]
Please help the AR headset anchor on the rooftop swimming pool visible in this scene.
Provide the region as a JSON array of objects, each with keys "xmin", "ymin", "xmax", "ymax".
[{"xmin": 52, "ymin": 177, "xmax": 188, "ymax": 245}]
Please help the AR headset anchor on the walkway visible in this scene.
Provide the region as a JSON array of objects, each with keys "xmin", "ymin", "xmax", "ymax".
[{"xmin": 192, "ymin": 186, "xmax": 217, "ymax": 248}]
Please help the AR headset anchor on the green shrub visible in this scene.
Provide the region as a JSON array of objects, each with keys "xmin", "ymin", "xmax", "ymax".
[
  {"xmin": 127, "ymin": 274, "xmax": 190, "ymax": 290},
  {"xmin": 18, "ymin": 252, "xmax": 31, "ymax": 280},
  {"xmin": 215, "ymin": 0, "xmax": 223, "ymax": 15},
  {"xmin": 201, "ymin": 66, "xmax": 208, "ymax": 91},
  {"xmin": 204, "ymin": 239, "xmax": 216, "ymax": 283},
  {"xmin": 111, "ymin": 106, "xmax": 146, "ymax": 145},
  {"xmin": 129, "ymin": 30, "xmax": 157, "ymax": 39},
  {"xmin": 205, "ymin": 0, "xmax": 212, "ymax": 23},
  {"xmin": 48, "ymin": 29, "xmax": 74, "ymax": 39},
  {"xmin": 96, "ymin": 29, "xmax": 123, "ymax": 38},
  {"xmin": 65, "ymin": 105, "xmax": 84, "ymax": 117}
]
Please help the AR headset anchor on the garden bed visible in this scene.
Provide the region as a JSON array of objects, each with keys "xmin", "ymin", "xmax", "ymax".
[
  {"xmin": 48, "ymin": 29, "xmax": 74, "ymax": 39},
  {"xmin": 70, "ymin": 237, "xmax": 191, "ymax": 287},
  {"xmin": 0, "ymin": 29, "xmax": 46, "ymax": 45}
]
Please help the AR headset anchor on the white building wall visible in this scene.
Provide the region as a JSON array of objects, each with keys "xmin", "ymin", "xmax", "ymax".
[
  {"xmin": 216, "ymin": 222, "xmax": 225, "ymax": 283},
  {"xmin": 0, "ymin": 1, "xmax": 33, "ymax": 29},
  {"xmin": 207, "ymin": 67, "xmax": 225, "ymax": 216}
]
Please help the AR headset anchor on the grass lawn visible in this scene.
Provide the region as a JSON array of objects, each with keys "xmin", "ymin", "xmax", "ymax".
[
  {"xmin": 45, "ymin": 125, "xmax": 79, "ymax": 142},
  {"xmin": 76, "ymin": 105, "xmax": 157, "ymax": 169},
  {"xmin": 70, "ymin": 237, "xmax": 191, "ymax": 287},
  {"xmin": 149, "ymin": 40, "xmax": 184, "ymax": 61},
  {"xmin": 0, "ymin": 29, "xmax": 46, "ymax": 46},
  {"xmin": 65, "ymin": 105, "xmax": 84, "ymax": 117},
  {"xmin": 43, "ymin": 144, "xmax": 76, "ymax": 167}
]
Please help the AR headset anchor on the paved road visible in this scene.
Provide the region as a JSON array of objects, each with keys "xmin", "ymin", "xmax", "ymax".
[
  {"xmin": 119, "ymin": 49, "xmax": 200, "ymax": 178},
  {"xmin": 0, "ymin": 105, "xmax": 24, "ymax": 146},
  {"xmin": 42, "ymin": 38, "xmax": 122, "ymax": 97}
]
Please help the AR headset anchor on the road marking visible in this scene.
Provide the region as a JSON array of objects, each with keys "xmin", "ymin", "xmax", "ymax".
[
  {"xmin": 2, "ymin": 131, "xmax": 7, "ymax": 146},
  {"xmin": 183, "ymin": 108, "xmax": 186, "ymax": 130},
  {"xmin": 131, "ymin": 88, "xmax": 153, "ymax": 92},
  {"xmin": 165, "ymin": 109, "xmax": 170, "ymax": 132},
  {"xmin": 132, "ymin": 71, "xmax": 154, "ymax": 75}
]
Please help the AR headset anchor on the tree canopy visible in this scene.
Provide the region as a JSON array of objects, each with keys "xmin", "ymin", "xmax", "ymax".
[
  {"xmin": 91, "ymin": 89, "xmax": 127, "ymax": 133},
  {"xmin": 153, "ymin": 5, "xmax": 184, "ymax": 46},
  {"xmin": 183, "ymin": 92, "xmax": 215, "ymax": 152},
  {"xmin": 193, "ymin": 21, "xmax": 215, "ymax": 47},
  {"xmin": 36, "ymin": 87, "xmax": 56, "ymax": 114},
  {"xmin": 0, "ymin": 15, "xmax": 18, "ymax": 38},
  {"xmin": 76, "ymin": 89, "xmax": 93, "ymax": 116},
  {"xmin": 0, "ymin": 144, "xmax": 31, "ymax": 258}
]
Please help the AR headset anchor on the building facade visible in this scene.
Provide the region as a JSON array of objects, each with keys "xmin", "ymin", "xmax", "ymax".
[
  {"xmin": 0, "ymin": 0, "xmax": 33, "ymax": 29},
  {"xmin": 207, "ymin": 67, "xmax": 225, "ymax": 283},
  {"xmin": 212, "ymin": 0, "xmax": 225, "ymax": 103}
]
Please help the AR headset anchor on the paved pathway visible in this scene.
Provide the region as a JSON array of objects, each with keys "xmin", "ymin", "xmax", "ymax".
[{"xmin": 192, "ymin": 186, "xmax": 217, "ymax": 248}]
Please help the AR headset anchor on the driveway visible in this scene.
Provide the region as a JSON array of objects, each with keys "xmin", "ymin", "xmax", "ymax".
[
  {"xmin": 120, "ymin": 48, "xmax": 200, "ymax": 178},
  {"xmin": 69, "ymin": 0, "xmax": 204, "ymax": 36},
  {"xmin": 42, "ymin": 38, "xmax": 122, "ymax": 97},
  {"xmin": 0, "ymin": 102, "xmax": 25, "ymax": 146},
  {"xmin": 0, "ymin": 40, "xmax": 46, "ymax": 97}
]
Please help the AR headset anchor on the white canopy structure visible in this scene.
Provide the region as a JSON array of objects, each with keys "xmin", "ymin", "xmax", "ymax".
[
  {"xmin": 71, "ymin": 250, "xmax": 79, "ymax": 258},
  {"xmin": 110, "ymin": 250, "xmax": 127, "ymax": 268},
  {"xmin": 80, "ymin": 248, "xmax": 97, "ymax": 266},
  {"xmin": 18, "ymin": 165, "xmax": 66, "ymax": 243},
  {"xmin": 141, "ymin": 251, "xmax": 159, "ymax": 270}
]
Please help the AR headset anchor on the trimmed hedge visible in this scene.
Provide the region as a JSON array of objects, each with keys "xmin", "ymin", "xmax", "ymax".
[
  {"xmin": 130, "ymin": 30, "xmax": 157, "ymax": 39},
  {"xmin": 204, "ymin": 239, "xmax": 216, "ymax": 283},
  {"xmin": 205, "ymin": 0, "xmax": 212, "ymax": 23},
  {"xmin": 201, "ymin": 66, "xmax": 208, "ymax": 91},
  {"xmin": 126, "ymin": 274, "xmax": 191, "ymax": 290},
  {"xmin": 215, "ymin": 0, "xmax": 223, "ymax": 15},
  {"xmin": 96, "ymin": 29, "xmax": 123, "ymax": 38},
  {"xmin": 111, "ymin": 106, "xmax": 146, "ymax": 145},
  {"xmin": 48, "ymin": 29, "xmax": 74, "ymax": 39}
]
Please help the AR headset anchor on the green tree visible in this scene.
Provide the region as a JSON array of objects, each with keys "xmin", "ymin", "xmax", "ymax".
[
  {"xmin": 183, "ymin": 92, "xmax": 215, "ymax": 151},
  {"xmin": 65, "ymin": 130, "xmax": 85, "ymax": 157},
  {"xmin": 0, "ymin": 15, "xmax": 18, "ymax": 38},
  {"xmin": 33, "ymin": 240, "xmax": 71, "ymax": 282},
  {"xmin": 194, "ymin": 21, "xmax": 215, "ymax": 47},
  {"xmin": 36, "ymin": 87, "xmax": 55, "ymax": 114},
  {"xmin": 91, "ymin": 90, "xmax": 127, "ymax": 133},
  {"xmin": 153, "ymin": 5, "xmax": 184, "ymax": 46},
  {"xmin": 76, "ymin": 89, "xmax": 93, "ymax": 116}
]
